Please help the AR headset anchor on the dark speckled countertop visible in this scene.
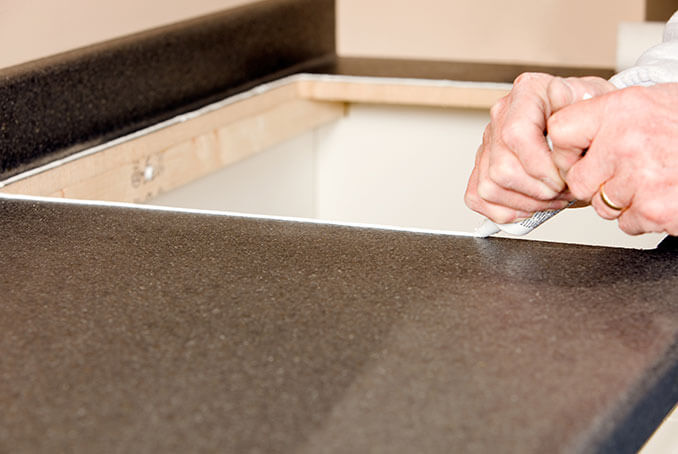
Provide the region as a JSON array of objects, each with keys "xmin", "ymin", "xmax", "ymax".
[
  {"xmin": 2, "ymin": 197, "xmax": 678, "ymax": 453},
  {"xmin": 2, "ymin": 0, "xmax": 677, "ymax": 452}
]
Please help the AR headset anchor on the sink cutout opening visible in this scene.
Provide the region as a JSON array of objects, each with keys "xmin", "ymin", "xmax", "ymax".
[{"xmin": 147, "ymin": 104, "xmax": 663, "ymax": 249}]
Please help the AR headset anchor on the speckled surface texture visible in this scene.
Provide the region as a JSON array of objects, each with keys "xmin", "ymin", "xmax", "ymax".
[
  {"xmin": 1, "ymin": 197, "xmax": 677, "ymax": 453},
  {"xmin": 0, "ymin": 0, "xmax": 335, "ymax": 179}
]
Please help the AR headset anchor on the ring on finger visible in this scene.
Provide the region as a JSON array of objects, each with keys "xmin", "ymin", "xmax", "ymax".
[{"xmin": 599, "ymin": 183, "xmax": 625, "ymax": 211}]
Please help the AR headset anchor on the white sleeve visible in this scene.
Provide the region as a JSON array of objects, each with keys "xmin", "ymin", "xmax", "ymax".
[{"xmin": 610, "ymin": 11, "xmax": 678, "ymax": 88}]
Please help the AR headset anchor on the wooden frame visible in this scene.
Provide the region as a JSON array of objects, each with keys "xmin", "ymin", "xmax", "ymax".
[{"xmin": 0, "ymin": 76, "xmax": 509, "ymax": 202}]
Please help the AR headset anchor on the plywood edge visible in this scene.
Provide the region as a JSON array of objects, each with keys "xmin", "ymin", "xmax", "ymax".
[{"xmin": 295, "ymin": 78, "xmax": 509, "ymax": 109}]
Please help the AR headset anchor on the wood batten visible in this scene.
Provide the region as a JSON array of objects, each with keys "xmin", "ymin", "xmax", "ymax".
[{"xmin": 297, "ymin": 78, "xmax": 508, "ymax": 109}]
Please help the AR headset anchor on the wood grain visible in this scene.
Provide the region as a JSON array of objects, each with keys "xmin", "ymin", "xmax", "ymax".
[{"xmin": 297, "ymin": 79, "xmax": 508, "ymax": 109}]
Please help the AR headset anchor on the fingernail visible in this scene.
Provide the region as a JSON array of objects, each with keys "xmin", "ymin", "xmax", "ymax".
[
  {"xmin": 550, "ymin": 199, "xmax": 571, "ymax": 209},
  {"xmin": 539, "ymin": 186, "xmax": 559, "ymax": 200},
  {"xmin": 542, "ymin": 177, "xmax": 565, "ymax": 192}
]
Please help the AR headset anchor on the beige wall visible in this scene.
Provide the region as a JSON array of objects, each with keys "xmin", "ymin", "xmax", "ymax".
[
  {"xmin": 338, "ymin": 0, "xmax": 646, "ymax": 68},
  {"xmin": 1, "ymin": 0, "xmax": 648, "ymax": 70}
]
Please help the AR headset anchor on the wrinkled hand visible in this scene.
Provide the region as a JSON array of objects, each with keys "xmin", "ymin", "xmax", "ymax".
[
  {"xmin": 464, "ymin": 73, "xmax": 616, "ymax": 223},
  {"xmin": 549, "ymin": 83, "xmax": 678, "ymax": 235}
]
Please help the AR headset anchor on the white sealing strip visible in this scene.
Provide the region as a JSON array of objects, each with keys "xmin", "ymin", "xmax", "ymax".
[
  {"xmin": 0, "ymin": 73, "xmax": 510, "ymax": 188},
  {"xmin": 0, "ymin": 192, "xmax": 479, "ymax": 238}
]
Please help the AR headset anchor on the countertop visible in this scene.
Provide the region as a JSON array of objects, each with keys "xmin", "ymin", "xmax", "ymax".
[
  {"xmin": 2, "ymin": 197, "xmax": 678, "ymax": 453},
  {"xmin": 2, "ymin": 1, "xmax": 676, "ymax": 452}
]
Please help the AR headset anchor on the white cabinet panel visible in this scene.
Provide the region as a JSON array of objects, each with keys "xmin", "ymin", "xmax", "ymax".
[{"xmin": 151, "ymin": 133, "xmax": 315, "ymax": 218}]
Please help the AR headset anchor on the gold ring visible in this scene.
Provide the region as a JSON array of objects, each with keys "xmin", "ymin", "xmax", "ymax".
[{"xmin": 600, "ymin": 184, "xmax": 624, "ymax": 211}]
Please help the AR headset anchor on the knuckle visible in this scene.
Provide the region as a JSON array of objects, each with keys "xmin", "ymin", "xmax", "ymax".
[
  {"xmin": 500, "ymin": 120, "xmax": 527, "ymax": 150},
  {"xmin": 552, "ymin": 151, "xmax": 573, "ymax": 174},
  {"xmin": 593, "ymin": 203, "xmax": 617, "ymax": 220},
  {"xmin": 513, "ymin": 73, "xmax": 530, "ymax": 86},
  {"xmin": 464, "ymin": 187, "xmax": 483, "ymax": 211},
  {"xmin": 579, "ymin": 76, "xmax": 603, "ymax": 85},
  {"xmin": 617, "ymin": 215, "xmax": 643, "ymax": 236},
  {"xmin": 464, "ymin": 191, "xmax": 479, "ymax": 210},
  {"xmin": 520, "ymin": 158, "xmax": 547, "ymax": 179},
  {"xmin": 580, "ymin": 76, "xmax": 614, "ymax": 95},
  {"xmin": 489, "ymin": 97, "xmax": 507, "ymax": 122},
  {"xmin": 638, "ymin": 199, "xmax": 669, "ymax": 227},
  {"xmin": 487, "ymin": 157, "xmax": 518, "ymax": 189},
  {"xmin": 476, "ymin": 179, "xmax": 498, "ymax": 202},
  {"xmin": 546, "ymin": 77, "xmax": 571, "ymax": 107},
  {"xmin": 513, "ymin": 72, "xmax": 546, "ymax": 87},
  {"xmin": 617, "ymin": 218, "xmax": 635, "ymax": 235}
]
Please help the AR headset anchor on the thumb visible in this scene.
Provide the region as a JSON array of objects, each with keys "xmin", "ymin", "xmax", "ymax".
[
  {"xmin": 546, "ymin": 76, "xmax": 616, "ymax": 114},
  {"xmin": 547, "ymin": 93, "xmax": 607, "ymax": 176}
]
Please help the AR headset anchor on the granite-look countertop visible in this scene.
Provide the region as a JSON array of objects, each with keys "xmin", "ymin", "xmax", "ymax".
[
  {"xmin": 2, "ymin": 1, "xmax": 676, "ymax": 452},
  {"xmin": 2, "ymin": 196, "xmax": 677, "ymax": 453}
]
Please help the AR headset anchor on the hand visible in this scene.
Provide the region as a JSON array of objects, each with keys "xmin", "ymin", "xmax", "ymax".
[
  {"xmin": 464, "ymin": 72, "xmax": 616, "ymax": 223},
  {"xmin": 548, "ymin": 83, "xmax": 678, "ymax": 235}
]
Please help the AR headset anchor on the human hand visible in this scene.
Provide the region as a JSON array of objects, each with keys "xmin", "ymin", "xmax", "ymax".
[
  {"xmin": 548, "ymin": 83, "xmax": 678, "ymax": 235},
  {"xmin": 464, "ymin": 73, "xmax": 616, "ymax": 223}
]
